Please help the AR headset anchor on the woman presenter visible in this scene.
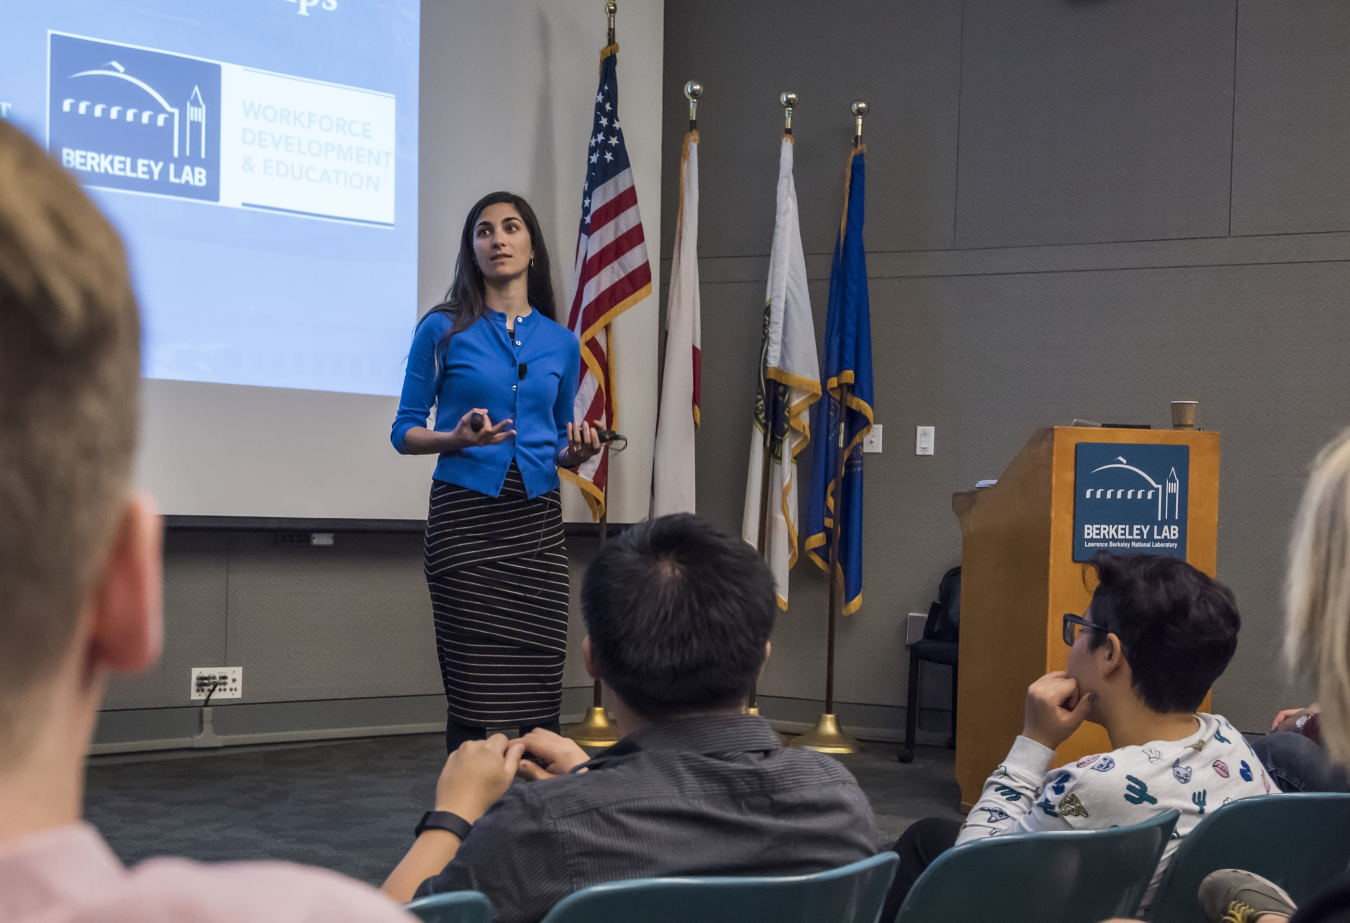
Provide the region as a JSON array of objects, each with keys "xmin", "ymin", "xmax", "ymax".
[{"xmin": 391, "ymin": 192, "xmax": 601, "ymax": 753}]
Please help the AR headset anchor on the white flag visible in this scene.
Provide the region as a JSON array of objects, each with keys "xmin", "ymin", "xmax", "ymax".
[
  {"xmin": 742, "ymin": 136, "xmax": 821, "ymax": 609},
  {"xmin": 652, "ymin": 131, "xmax": 701, "ymax": 517}
]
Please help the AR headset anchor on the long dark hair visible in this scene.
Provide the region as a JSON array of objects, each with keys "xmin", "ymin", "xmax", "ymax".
[{"xmin": 419, "ymin": 192, "xmax": 558, "ymax": 359}]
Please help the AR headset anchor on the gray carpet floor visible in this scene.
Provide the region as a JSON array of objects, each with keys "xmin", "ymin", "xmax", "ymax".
[{"xmin": 84, "ymin": 733, "xmax": 964, "ymax": 886}]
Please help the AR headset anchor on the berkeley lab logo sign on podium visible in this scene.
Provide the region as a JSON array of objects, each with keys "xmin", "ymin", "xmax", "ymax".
[
  {"xmin": 1073, "ymin": 442, "xmax": 1189, "ymax": 562},
  {"xmin": 50, "ymin": 34, "xmax": 222, "ymax": 202}
]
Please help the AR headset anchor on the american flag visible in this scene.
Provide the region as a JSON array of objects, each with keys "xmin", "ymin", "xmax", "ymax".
[{"xmin": 561, "ymin": 44, "xmax": 652, "ymax": 521}]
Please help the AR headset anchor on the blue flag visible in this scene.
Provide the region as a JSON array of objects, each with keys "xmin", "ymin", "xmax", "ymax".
[{"xmin": 804, "ymin": 148, "xmax": 875, "ymax": 615}]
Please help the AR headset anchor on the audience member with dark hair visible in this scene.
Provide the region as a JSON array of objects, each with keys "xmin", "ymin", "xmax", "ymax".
[
  {"xmin": 880, "ymin": 552, "xmax": 1271, "ymax": 921},
  {"xmin": 0, "ymin": 121, "xmax": 413, "ymax": 920},
  {"xmin": 381, "ymin": 513, "xmax": 880, "ymax": 921}
]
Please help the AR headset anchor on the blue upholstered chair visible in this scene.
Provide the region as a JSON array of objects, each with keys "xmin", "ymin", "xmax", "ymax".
[
  {"xmin": 1146, "ymin": 792, "xmax": 1350, "ymax": 923},
  {"xmin": 537, "ymin": 852, "xmax": 899, "ymax": 923},
  {"xmin": 405, "ymin": 889, "xmax": 494, "ymax": 923},
  {"xmin": 894, "ymin": 809, "xmax": 1180, "ymax": 923}
]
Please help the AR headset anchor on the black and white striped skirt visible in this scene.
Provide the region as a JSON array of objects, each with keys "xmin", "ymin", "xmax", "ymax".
[{"xmin": 424, "ymin": 464, "xmax": 568, "ymax": 727}]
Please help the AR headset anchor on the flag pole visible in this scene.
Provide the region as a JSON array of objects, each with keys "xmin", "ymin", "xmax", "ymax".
[
  {"xmin": 750, "ymin": 91, "xmax": 795, "ymax": 716},
  {"xmin": 790, "ymin": 381, "xmax": 860, "ymax": 753},
  {"xmin": 791, "ymin": 101, "xmax": 868, "ymax": 755},
  {"xmin": 564, "ymin": 1, "xmax": 626, "ymax": 751},
  {"xmin": 797, "ymin": 393, "xmax": 859, "ymax": 752},
  {"xmin": 750, "ymin": 91, "xmax": 788, "ymax": 712},
  {"xmin": 653, "ymin": 81, "xmax": 701, "ymax": 427},
  {"xmin": 824, "ymin": 384, "xmax": 849, "ymax": 716},
  {"xmin": 567, "ymin": 475, "xmax": 621, "ymax": 748},
  {"xmin": 567, "ymin": 328, "xmax": 621, "ymax": 749},
  {"xmin": 750, "ymin": 434, "xmax": 770, "ymax": 716}
]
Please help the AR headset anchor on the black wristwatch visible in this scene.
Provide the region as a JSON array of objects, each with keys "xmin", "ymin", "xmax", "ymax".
[{"xmin": 415, "ymin": 810, "xmax": 473, "ymax": 841}]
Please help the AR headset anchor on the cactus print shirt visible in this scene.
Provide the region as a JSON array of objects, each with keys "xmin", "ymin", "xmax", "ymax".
[{"xmin": 958, "ymin": 713, "xmax": 1278, "ymax": 906}]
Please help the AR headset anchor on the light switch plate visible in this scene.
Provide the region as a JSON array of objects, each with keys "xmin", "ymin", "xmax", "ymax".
[
  {"xmin": 916, "ymin": 426, "xmax": 935, "ymax": 456},
  {"xmin": 863, "ymin": 424, "xmax": 883, "ymax": 453}
]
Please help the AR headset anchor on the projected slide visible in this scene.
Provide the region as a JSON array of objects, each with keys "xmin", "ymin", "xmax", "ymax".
[{"xmin": 1, "ymin": 1, "xmax": 419, "ymax": 396}]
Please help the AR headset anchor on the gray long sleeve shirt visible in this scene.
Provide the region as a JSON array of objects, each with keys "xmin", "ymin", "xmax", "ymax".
[{"xmin": 415, "ymin": 714, "xmax": 880, "ymax": 923}]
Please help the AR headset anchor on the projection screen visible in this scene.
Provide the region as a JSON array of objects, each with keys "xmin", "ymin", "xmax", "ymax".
[{"xmin": 0, "ymin": 0, "xmax": 663, "ymax": 522}]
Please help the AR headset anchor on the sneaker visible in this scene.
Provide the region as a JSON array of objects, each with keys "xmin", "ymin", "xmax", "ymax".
[{"xmin": 1199, "ymin": 869, "xmax": 1297, "ymax": 923}]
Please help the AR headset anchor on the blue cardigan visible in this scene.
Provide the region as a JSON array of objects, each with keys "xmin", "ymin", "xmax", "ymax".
[{"xmin": 391, "ymin": 309, "xmax": 581, "ymax": 499}]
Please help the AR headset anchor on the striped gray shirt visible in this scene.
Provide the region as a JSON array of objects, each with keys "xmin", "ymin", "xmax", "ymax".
[{"xmin": 416, "ymin": 714, "xmax": 880, "ymax": 923}]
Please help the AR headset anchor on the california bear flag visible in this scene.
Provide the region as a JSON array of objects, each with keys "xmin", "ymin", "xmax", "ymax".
[{"xmin": 652, "ymin": 129, "xmax": 700, "ymax": 516}]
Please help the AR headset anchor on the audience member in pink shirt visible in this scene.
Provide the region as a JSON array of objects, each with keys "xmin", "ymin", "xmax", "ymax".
[{"xmin": 0, "ymin": 119, "xmax": 412, "ymax": 923}]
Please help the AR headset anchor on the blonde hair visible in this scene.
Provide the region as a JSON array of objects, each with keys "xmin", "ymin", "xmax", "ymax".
[
  {"xmin": 1285, "ymin": 429, "xmax": 1350, "ymax": 765},
  {"xmin": 0, "ymin": 121, "xmax": 140, "ymax": 757}
]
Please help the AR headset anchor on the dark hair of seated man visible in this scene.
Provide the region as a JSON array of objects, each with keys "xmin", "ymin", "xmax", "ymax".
[
  {"xmin": 581, "ymin": 512, "xmax": 777, "ymax": 720},
  {"xmin": 1085, "ymin": 551, "xmax": 1240, "ymax": 713}
]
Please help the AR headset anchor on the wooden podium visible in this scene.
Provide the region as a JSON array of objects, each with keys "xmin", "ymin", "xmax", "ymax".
[{"xmin": 952, "ymin": 426, "xmax": 1219, "ymax": 810}]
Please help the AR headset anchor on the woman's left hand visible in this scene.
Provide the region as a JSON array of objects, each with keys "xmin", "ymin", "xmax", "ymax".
[{"xmin": 564, "ymin": 421, "xmax": 603, "ymax": 467}]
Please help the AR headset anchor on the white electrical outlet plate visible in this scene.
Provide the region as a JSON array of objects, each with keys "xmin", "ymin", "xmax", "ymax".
[
  {"xmin": 906, "ymin": 612, "xmax": 929, "ymax": 646},
  {"xmin": 916, "ymin": 426, "xmax": 935, "ymax": 456},
  {"xmin": 863, "ymin": 424, "xmax": 883, "ymax": 453},
  {"xmin": 191, "ymin": 667, "xmax": 242, "ymax": 701}
]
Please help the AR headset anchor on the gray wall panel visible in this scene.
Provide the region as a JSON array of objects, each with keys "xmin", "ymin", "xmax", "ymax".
[
  {"xmin": 103, "ymin": 532, "xmax": 229, "ymax": 710},
  {"xmin": 108, "ymin": 527, "xmax": 595, "ymax": 719},
  {"xmin": 660, "ymin": 0, "xmax": 962, "ymax": 257},
  {"xmin": 955, "ymin": 0, "xmax": 1237, "ymax": 248},
  {"xmin": 1231, "ymin": 0, "xmax": 1350, "ymax": 236},
  {"xmin": 223, "ymin": 532, "xmax": 442, "ymax": 702}
]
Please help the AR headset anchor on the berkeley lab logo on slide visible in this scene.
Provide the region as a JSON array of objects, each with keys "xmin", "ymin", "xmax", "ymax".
[
  {"xmin": 49, "ymin": 33, "xmax": 221, "ymax": 202},
  {"xmin": 1073, "ymin": 442, "xmax": 1189, "ymax": 562}
]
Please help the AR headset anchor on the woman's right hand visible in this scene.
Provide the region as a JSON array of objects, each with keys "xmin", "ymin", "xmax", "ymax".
[{"xmin": 450, "ymin": 408, "xmax": 514, "ymax": 449}]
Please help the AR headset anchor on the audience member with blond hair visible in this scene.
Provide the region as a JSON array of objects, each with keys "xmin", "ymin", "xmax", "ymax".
[{"xmin": 1198, "ymin": 431, "xmax": 1350, "ymax": 923}]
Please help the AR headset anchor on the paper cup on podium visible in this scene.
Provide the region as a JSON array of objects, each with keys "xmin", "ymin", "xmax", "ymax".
[{"xmin": 1171, "ymin": 401, "xmax": 1198, "ymax": 430}]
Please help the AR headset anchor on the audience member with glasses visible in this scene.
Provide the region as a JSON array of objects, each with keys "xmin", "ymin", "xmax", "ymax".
[{"xmin": 879, "ymin": 552, "xmax": 1273, "ymax": 921}]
